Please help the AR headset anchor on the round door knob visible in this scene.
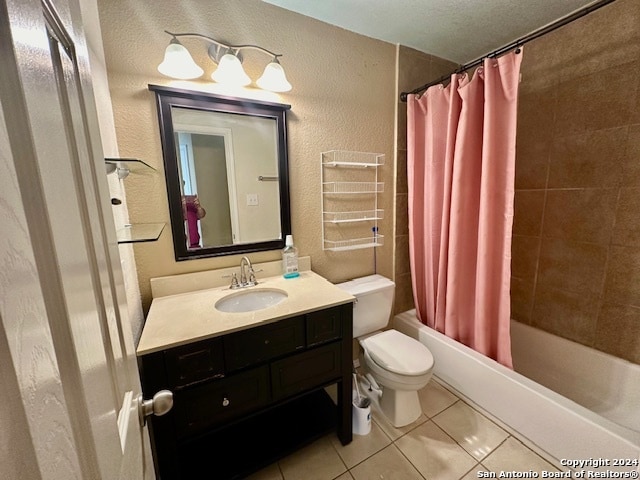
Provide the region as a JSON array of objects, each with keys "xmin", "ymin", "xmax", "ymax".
[
  {"xmin": 138, "ymin": 390, "xmax": 173, "ymax": 426},
  {"xmin": 222, "ymin": 397, "xmax": 230, "ymax": 407}
]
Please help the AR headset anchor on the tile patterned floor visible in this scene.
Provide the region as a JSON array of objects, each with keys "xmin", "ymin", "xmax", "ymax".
[{"xmin": 247, "ymin": 377, "xmax": 560, "ymax": 480}]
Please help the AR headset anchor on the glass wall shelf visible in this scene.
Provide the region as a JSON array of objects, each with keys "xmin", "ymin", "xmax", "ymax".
[
  {"xmin": 105, "ymin": 158, "xmax": 156, "ymax": 177},
  {"xmin": 116, "ymin": 223, "xmax": 165, "ymax": 244},
  {"xmin": 105, "ymin": 158, "xmax": 164, "ymax": 244},
  {"xmin": 323, "ymin": 210, "xmax": 384, "ymax": 224}
]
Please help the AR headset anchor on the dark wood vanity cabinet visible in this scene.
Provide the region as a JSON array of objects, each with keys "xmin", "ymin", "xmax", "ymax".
[{"xmin": 138, "ymin": 303, "xmax": 353, "ymax": 479}]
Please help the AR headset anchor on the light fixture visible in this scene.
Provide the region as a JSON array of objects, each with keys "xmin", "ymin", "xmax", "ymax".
[
  {"xmin": 157, "ymin": 30, "xmax": 292, "ymax": 92},
  {"xmin": 157, "ymin": 38, "xmax": 204, "ymax": 80},
  {"xmin": 257, "ymin": 57, "xmax": 292, "ymax": 93},
  {"xmin": 211, "ymin": 52, "xmax": 251, "ymax": 86}
]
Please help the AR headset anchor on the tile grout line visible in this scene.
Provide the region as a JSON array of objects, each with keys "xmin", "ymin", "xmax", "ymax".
[
  {"xmin": 460, "ymin": 462, "xmax": 484, "ymax": 479},
  {"xmin": 389, "ymin": 441, "xmax": 431, "ymax": 480},
  {"xmin": 327, "ymin": 405, "xmax": 399, "ymax": 476},
  {"xmin": 482, "ymin": 434, "xmax": 511, "ymax": 467},
  {"xmin": 394, "ymin": 386, "xmax": 479, "ymax": 480},
  {"xmin": 340, "ymin": 387, "xmax": 463, "ymax": 480},
  {"xmin": 431, "ymin": 377, "xmax": 561, "ymax": 467},
  {"xmin": 273, "ymin": 380, "xmax": 560, "ymax": 480},
  {"xmin": 428, "ymin": 416, "xmax": 481, "ymax": 463}
]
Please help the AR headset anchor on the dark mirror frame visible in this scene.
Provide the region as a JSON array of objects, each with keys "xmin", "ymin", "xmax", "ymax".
[{"xmin": 149, "ymin": 84, "xmax": 292, "ymax": 261}]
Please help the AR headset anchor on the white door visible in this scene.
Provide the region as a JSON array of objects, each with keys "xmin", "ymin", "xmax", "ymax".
[
  {"xmin": 0, "ymin": 0, "xmax": 151, "ymax": 478},
  {"xmin": 174, "ymin": 124, "xmax": 241, "ymax": 243}
]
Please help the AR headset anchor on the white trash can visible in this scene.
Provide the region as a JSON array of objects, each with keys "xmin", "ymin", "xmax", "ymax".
[{"xmin": 352, "ymin": 391, "xmax": 371, "ymax": 435}]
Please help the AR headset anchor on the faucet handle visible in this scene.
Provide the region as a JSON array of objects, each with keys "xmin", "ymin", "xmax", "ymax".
[
  {"xmin": 222, "ymin": 272, "xmax": 240, "ymax": 289},
  {"xmin": 248, "ymin": 267, "xmax": 261, "ymax": 285}
]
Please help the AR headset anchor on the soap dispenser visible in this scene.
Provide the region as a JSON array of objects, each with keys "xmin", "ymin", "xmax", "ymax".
[{"xmin": 282, "ymin": 234, "xmax": 299, "ymax": 278}]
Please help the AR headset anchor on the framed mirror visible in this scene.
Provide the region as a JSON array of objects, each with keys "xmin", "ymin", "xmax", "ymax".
[{"xmin": 149, "ymin": 85, "xmax": 291, "ymax": 260}]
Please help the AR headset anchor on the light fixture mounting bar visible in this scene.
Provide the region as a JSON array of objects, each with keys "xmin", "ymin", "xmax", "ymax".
[{"xmin": 164, "ymin": 30, "xmax": 282, "ymax": 59}]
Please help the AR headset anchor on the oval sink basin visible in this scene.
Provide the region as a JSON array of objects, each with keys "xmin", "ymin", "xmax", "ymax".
[{"xmin": 215, "ymin": 288, "xmax": 288, "ymax": 313}]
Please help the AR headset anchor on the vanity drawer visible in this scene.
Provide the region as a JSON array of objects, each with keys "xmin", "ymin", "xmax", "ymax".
[
  {"xmin": 306, "ymin": 306, "xmax": 342, "ymax": 346},
  {"xmin": 165, "ymin": 337, "xmax": 225, "ymax": 388},
  {"xmin": 224, "ymin": 316, "xmax": 305, "ymax": 371},
  {"xmin": 271, "ymin": 342, "xmax": 341, "ymax": 401},
  {"xmin": 174, "ymin": 365, "xmax": 270, "ymax": 438}
]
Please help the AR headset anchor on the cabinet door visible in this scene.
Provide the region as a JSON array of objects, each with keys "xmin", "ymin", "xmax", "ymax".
[
  {"xmin": 306, "ymin": 306, "xmax": 342, "ymax": 346},
  {"xmin": 164, "ymin": 337, "xmax": 225, "ymax": 388},
  {"xmin": 271, "ymin": 342, "xmax": 342, "ymax": 401},
  {"xmin": 224, "ymin": 316, "xmax": 305, "ymax": 371},
  {"xmin": 174, "ymin": 365, "xmax": 270, "ymax": 438}
]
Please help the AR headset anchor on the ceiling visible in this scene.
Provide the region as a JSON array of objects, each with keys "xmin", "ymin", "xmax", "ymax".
[{"xmin": 262, "ymin": 0, "xmax": 598, "ymax": 64}]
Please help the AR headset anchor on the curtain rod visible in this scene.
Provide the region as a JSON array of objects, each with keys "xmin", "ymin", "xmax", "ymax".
[{"xmin": 400, "ymin": 0, "xmax": 618, "ymax": 102}]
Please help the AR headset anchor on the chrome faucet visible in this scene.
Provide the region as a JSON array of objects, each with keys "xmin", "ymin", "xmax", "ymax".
[
  {"xmin": 240, "ymin": 256, "xmax": 259, "ymax": 287},
  {"xmin": 239, "ymin": 256, "xmax": 252, "ymax": 286},
  {"xmin": 224, "ymin": 256, "xmax": 260, "ymax": 289}
]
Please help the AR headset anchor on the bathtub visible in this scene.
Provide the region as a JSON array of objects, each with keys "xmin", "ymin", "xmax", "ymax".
[
  {"xmin": 511, "ymin": 320, "xmax": 640, "ymax": 434},
  {"xmin": 393, "ymin": 309, "xmax": 640, "ymax": 465}
]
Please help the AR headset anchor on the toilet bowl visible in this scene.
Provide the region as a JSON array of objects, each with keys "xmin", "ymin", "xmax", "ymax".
[
  {"xmin": 359, "ymin": 330, "xmax": 433, "ymax": 426},
  {"xmin": 336, "ymin": 275, "xmax": 435, "ymax": 427}
]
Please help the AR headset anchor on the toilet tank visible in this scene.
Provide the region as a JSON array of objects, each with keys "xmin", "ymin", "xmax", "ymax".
[{"xmin": 336, "ymin": 274, "xmax": 395, "ymax": 338}]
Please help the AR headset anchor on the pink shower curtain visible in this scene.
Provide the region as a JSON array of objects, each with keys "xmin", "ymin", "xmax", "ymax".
[{"xmin": 407, "ymin": 50, "xmax": 523, "ymax": 368}]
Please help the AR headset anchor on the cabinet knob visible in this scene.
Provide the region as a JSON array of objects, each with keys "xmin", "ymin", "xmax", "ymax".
[
  {"xmin": 264, "ymin": 339, "xmax": 270, "ymax": 345},
  {"xmin": 222, "ymin": 397, "xmax": 230, "ymax": 407}
]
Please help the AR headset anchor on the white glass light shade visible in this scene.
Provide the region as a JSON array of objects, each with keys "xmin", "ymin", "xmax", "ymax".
[
  {"xmin": 256, "ymin": 60, "xmax": 292, "ymax": 92},
  {"xmin": 211, "ymin": 53, "xmax": 251, "ymax": 86},
  {"xmin": 157, "ymin": 41, "xmax": 204, "ymax": 79}
]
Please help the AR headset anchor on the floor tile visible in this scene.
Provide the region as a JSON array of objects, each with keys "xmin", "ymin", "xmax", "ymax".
[
  {"xmin": 482, "ymin": 437, "xmax": 560, "ymax": 474},
  {"xmin": 419, "ymin": 379, "xmax": 460, "ymax": 418},
  {"xmin": 330, "ymin": 419, "xmax": 392, "ymax": 468},
  {"xmin": 278, "ymin": 436, "xmax": 347, "ymax": 480},
  {"xmin": 324, "ymin": 384, "xmax": 338, "ymax": 404},
  {"xmin": 334, "ymin": 473, "xmax": 354, "ymax": 480},
  {"xmin": 349, "ymin": 444, "xmax": 423, "ymax": 480},
  {"xmin": 432, "ymin": 400, "xmax": 509, "ymax": 461},
  {"xmin": 249, "ymin": 379, "xmax": 561, "ymax": 480},
  {"xmin": 462, "ymin": 464, "xmax": 488, "ymax": 480},
  {"xmin": 395, "ymin": 420, "xmax": 477, "ymax": 480},
  {"xmin": 371, "ymin": 405, "xmax": 428, "ymax": 441},
  {"xmin": 245, "ymin": 463, "xmax": 283, "ymax": 480}
]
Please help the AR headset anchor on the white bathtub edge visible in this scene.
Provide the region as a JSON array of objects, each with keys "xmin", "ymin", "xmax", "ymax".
[{"xmin": 393, "ymin": 310, "xmax": 640, "ymax": 464}]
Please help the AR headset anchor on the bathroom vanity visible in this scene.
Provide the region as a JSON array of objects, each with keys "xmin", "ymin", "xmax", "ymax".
[{"xmin": 137, "ymin": 269, "xmax": 354, "ymax": 479}]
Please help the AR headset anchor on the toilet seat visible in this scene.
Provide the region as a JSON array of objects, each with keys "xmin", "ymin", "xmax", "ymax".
[{"xmin": 361, "ymin": 330, "xmax": 434, "ymax": 376}]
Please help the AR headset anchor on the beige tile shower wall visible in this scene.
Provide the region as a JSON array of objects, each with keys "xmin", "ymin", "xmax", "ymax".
[
  {"xmin": 96, "ymin": 0, "xmax": 396, "ymax": 310},
  {"xmin": 512, "ymin": 0, "xmax": 640, "ymax": 364},
  {"xmin": 394, "ymin": 46, "xmax": 457, "ymax": 315}
]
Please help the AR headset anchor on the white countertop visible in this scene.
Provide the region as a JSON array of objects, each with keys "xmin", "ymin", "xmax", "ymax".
[{"xmin": 137, "ymin": 270, "xmax": 355, "ymax": 355}]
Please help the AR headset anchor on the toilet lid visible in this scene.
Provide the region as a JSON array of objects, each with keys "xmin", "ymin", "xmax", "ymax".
[{"xmin": 363, "ymin": 330, "xmax": 434, "ymax": 376}]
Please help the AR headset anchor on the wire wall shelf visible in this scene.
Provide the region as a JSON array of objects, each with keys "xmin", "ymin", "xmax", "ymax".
[
  {"xmin": 323, "ymin": 235, "xmax": 384, "ymax": 252},
  {"xmin": 322, "ymin": 182, "xmax": 384, "ymax": 194},
  {"xmin": 322, "ymin": 150, "xmax": 385, "ymax": 168},
  {"xmin": 323, "ymin": 210, "xmax": 384, "ymax": 224},
  {"xmin": 321, "ymin": 150, "xmax": 384, "ymax": 251}
]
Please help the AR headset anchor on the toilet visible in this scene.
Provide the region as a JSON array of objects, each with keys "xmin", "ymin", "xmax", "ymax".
[{"xmin": 337, "ymin": 275, "xmax": 434, "ymax": 427}]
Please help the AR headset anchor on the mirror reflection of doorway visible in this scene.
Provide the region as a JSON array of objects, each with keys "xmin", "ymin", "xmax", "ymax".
[{"xmin": 176, "ymin": 132, "xmax": 236, "ymax": 247}]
